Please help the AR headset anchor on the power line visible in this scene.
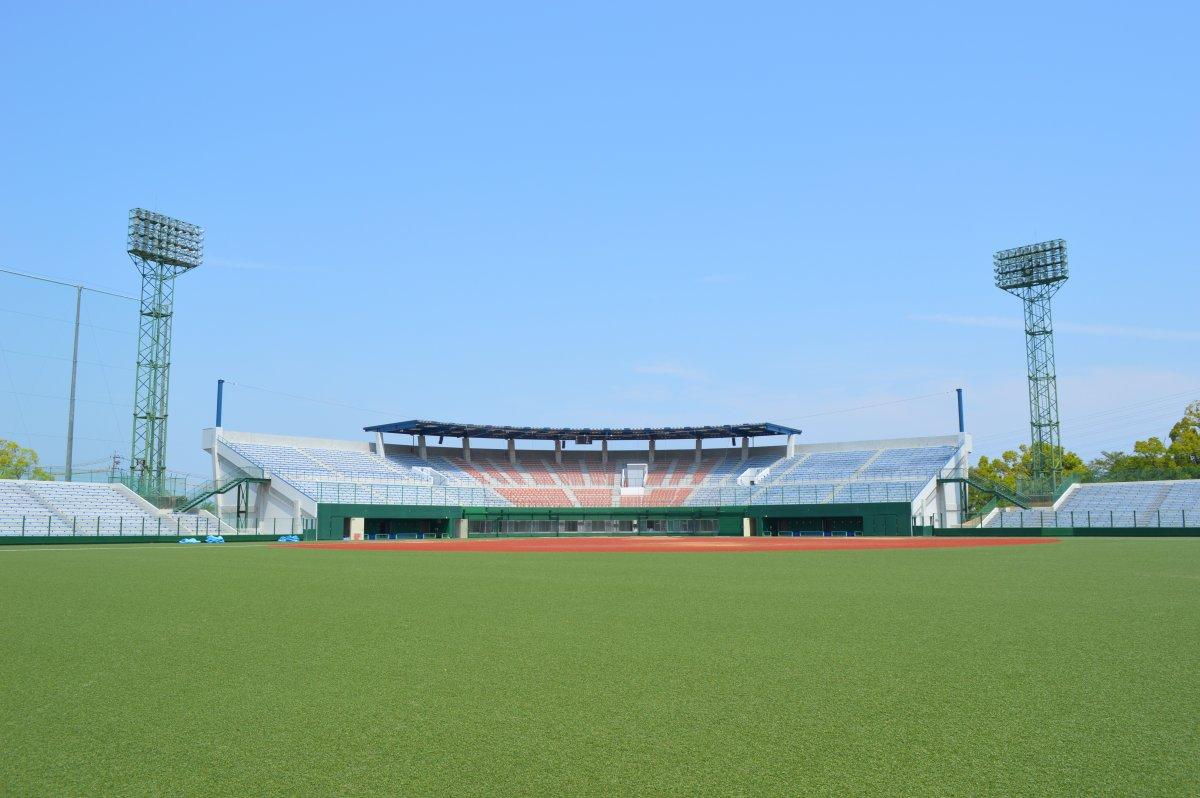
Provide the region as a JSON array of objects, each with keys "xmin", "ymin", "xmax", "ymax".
[
  {"xmin": 0, "ymin": 389, "xmax": 131, "ymax": 409},
  {"xmin": 222, "ymin": 380, "xmax": 404, "ymax": 418},
  {"xmin": 0, "ymin": 266, "xmax": 136, "ymax": 301},
  {"xmin": 86, "ymin": 314, "xmax": 129, "ymax": 444},
  {"xmin": 0, "ymin": 306, "xmax": 135, "ymax": 336},
  {"xmin": 974, "ymin": 388, "xmax": 1199, "ymax": 437},
  {"xmin": 972, "ymin": 388, "xmax": 1200, "ymax": 445},
  {"xmin": 971, "ymin": 390, "xmax": 1199, "ymax": 457},
  {"xmin": 0, "ymin": 346, "xmax": 30, "ymax": 440},
  {"xmin": 0, "ymin": 429, "xmax": 126, "ymax": 445},
  {"xmin": 1062, "ymin": 411, "xmax": 1188, "ymax": 448},
  {"xmin": 0, "ymin": 346, "xmax": 134, "ymax": 371},
  {"xmin": 775, "ymin": 390, "xmax": 955, "ymax": 422},
  {"xmin": 978, "ymin": 413, "xmax": 1181, "ymax": 451}
]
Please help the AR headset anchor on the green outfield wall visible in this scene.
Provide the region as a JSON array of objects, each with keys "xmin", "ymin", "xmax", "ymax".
[
  {"xmin": 313, "ymin": 502, "xmax": 914, "ymax": 540},
  {"xmin": 929, "ymin": 526, "xmax": 1200, "ymax": 537}
]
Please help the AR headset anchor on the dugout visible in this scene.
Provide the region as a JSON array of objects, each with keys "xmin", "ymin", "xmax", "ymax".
[
  {"xmin": 755, "ymin": 502, "xmax": 910, "ymax": 536},
  {"xmin": 362, "ymin": 517, "xmax": 448, "ymax": 540},
  {"xmin": 319, "ymin": 504, "xmax": 460, "ymax": 541}
]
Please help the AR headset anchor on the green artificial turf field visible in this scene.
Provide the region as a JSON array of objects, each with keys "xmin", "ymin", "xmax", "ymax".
[{"xmin": 1, "ymin": 539, "xmax": 1197, "ymax": 796}]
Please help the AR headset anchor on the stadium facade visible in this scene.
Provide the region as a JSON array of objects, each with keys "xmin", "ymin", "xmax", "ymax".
[
  {"xmin": 203, "ymin": 422, "xmax": 972, "ymax": 539},
  {"xmin": 5, "ymin": 422, "xmax": 1200, "ymax": 542}
]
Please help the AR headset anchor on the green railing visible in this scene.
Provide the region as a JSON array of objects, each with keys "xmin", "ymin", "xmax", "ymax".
[
  {"xmin": 0, "ymin": 514, "xmax": 224, "ymax": 537},
  {"xmin": 218, "ymin": 515, "xmax": 315, "ymax": 535},
  {"xmin": 296, "ymin": 475, "xmax": 936, "ymax": 507},
  {"xmin": 174, "ymin": 466, "xmax": 268, "ymax": 512},
  {"xmin": 0, "ymin": 514, "xmax": 314, "ymax": 540},
  {"xmin": 916, "ymin": 509, "xmax": 1199, "ymax": 531},
  {"xmin": 47, "ymin": 468, "xmax": 212, "ymax": 504},
  {"xmin": 943, "ymin": 472, "xmax": 1033, "ymax": 509}
]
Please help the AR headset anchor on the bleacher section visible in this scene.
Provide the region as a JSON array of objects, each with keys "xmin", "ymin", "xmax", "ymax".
[
  {"xmin": 703, "ymin": 454, "xmax": 743, "ymax": 485},
  {"xmin": 696, "ymin": 444, "xmax": 957, "ymax": 506},
  {"xmin": 0, "ymin": 480, "xmax": 214, "ymax": 536},
  {"xmin": 218, "ymin": 433, "xmax": 961, "ymax": 510},
  {"xmin": 223, "ymin": 438, "xmax": 508, "ymax": 507},
  {"xmin": 574, "ymin": 488, "xmax": 615, "ymax": 507},
  {"xmin": 861, "ymin": 446, "xmax": 958, "ymax": 478},
  {"xmin": 303, "ymin": 447, "xmax": 410, "ymax": 478},
  {"xmin": 495, "ymin": 486, "xmax": 574, "ymax": 507},
  {"xmin": 770, "ymin": 450, "xmax": 875, "ymax": 482},
  {"xmin": 984, "ymin": 479, "xmax": 1200, "ymax": 528}
]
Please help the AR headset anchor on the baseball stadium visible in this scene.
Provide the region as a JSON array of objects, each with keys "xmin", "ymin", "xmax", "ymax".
[
  {"xmin": 2, "ymin": 8, "xmax": 1198, "ymax": 791},
  {"xmin": 1, "ymin": 214, "xmax": 1198, "ymax": 796}
]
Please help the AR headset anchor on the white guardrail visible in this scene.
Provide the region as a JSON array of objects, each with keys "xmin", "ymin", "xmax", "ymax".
[{"xmin": 0, "ymin": 515, "xmax": 306, "ymax": 537}]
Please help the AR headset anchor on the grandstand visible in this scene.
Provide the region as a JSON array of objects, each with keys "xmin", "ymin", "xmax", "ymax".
[
  {"xmin": 0, "ymin": 479, "xmax": 225, "ymax": 537},
  {"xmin": 11, "ymin": 418, "xmax": 1195, "ymax": 540},
  {"xmin": 983, "ymin": 479, "xmax": 1200, "ymax": 529},
  {"xmin": 205, "ymin": 422, "xmax": 970, "ymax": 539}
]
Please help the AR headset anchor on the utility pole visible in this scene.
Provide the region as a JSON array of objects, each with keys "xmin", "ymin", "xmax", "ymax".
[{"xmin": 64, "ymin": 285, "xmax": 82, "ymax": 480}]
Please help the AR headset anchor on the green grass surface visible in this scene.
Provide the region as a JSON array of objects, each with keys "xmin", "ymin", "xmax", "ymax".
[{"xmin": 1, "ymin": 540, "xmax": 1198, "ymax": 796}]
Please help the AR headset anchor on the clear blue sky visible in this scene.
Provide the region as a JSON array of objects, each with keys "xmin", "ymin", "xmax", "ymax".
[{"xmin": 1, "ymin": 1, "xmax": 1197, "ymax": 475}]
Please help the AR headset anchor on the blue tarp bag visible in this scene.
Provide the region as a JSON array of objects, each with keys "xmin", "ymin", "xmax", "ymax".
[
  {"xmin": 277, "ymin": 535, "xmax": 301, "ymax": 543},
  {"xmin": 204, "ymin": 534, "xmax": 225, "ymax": 544},
  {"xmin": 179, "ymin": 538, "xmax": 199, "ymax": 544}
]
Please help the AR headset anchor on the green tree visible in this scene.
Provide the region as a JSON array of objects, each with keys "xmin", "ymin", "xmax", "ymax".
[
  {"xmin": 0, "ymin": 439, "xmax": 52, "ymax": 480},
  {"xmin": 1087, "ymin": 450, "xmax": 1126, "ymax": 480},
  {"xmin": 1167, "ymin": 400, "xmax": 1200, "ymax": 470},
  {"xmin": 970, "ymin": 443, "xmax": 1089, "ymax": 512},
  {"xmin": 1087, "ymin": 400, "xmax": 1200, "ymax": 481}
]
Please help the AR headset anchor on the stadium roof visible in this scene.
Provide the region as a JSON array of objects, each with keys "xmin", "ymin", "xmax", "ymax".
[{"xmin": 363, "ymin": 420, "xmax": 802, "ymax": 442}]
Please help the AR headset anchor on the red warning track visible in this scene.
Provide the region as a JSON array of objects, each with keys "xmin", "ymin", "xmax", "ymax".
[{"xmin": 285, "ymin": 536, "xmax": 1057, "ymax": 553}]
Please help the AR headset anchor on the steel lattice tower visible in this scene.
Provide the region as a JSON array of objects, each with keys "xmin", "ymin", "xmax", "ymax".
[
  {"xmin": 994, "ymin": 239, "xmax": 1069, "ymax": 494},
  {"xmin": 127, "ymin": 209, "xmax": 203, "ymax": 497}
]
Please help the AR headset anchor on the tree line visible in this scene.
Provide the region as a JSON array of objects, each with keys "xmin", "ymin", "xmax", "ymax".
[{"xmin": 973, "ymin": 400, "xmax": 1200, "ymax": 500}]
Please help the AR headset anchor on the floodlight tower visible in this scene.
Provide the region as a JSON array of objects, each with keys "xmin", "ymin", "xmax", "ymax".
[
  {"xmin": 994, "ymin": 239, "xmax": 1069, "ymax": 494},
  {"xmin": 127, "ymin": 209, "xmax": 203, "ymax": 497}
]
